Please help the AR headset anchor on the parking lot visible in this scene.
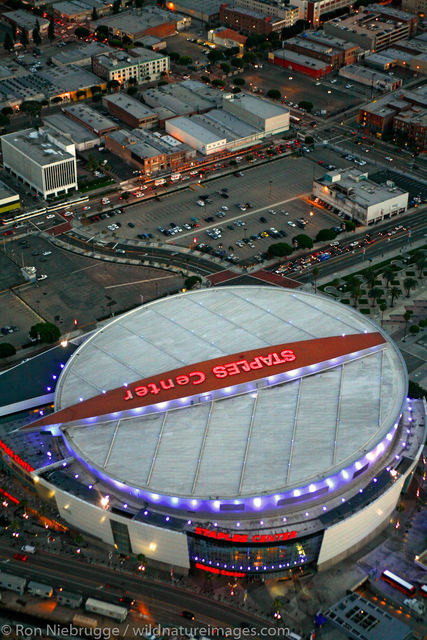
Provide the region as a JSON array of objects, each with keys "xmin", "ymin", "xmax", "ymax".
[
  {"xmin": 81, "ymin": 154, "xmax": 343, "ymax": 264},
  {"xmin": 0, "ymin": 236, "xmax": 184, "ymax": 340},
  {"xmin": 370, "ymin": 169, "xmax": 427, "ymax": 202}
]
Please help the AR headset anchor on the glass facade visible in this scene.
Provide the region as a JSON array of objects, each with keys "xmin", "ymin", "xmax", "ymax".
[
  {"xmin": 188, "ymin": 530, "xmax": 324, "ymax": 574},
  {"xmin": 110, "ymin": 519, "xmax": 132, "ymax": 555}
]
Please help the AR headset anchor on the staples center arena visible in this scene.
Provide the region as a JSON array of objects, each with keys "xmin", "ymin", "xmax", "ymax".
[{"xmin": 1, "ymin": 286, "xmax": 425, "ymax": 577}]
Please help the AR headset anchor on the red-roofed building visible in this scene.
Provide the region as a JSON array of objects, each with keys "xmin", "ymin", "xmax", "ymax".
[{"xmin": 208, "ymin": 27, "xmax": 247, "ymax": 52}]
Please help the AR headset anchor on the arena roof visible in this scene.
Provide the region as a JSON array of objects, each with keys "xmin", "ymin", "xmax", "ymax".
[{"xmin": 38, "ymin": 287, "xmax": 406, "ymax": 506}]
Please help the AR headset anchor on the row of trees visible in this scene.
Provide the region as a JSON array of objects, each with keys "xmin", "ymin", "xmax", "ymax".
[
  {"xmin": 3, "ymin": 18, "xmax": 55, "ymax": 52},
  {"xmin": 0, "ymin": 322, "xmax": 61, "ymax": 359}
]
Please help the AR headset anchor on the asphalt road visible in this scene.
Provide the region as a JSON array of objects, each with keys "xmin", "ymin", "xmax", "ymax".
[{"xmin": 0, "ymin": 542, "xmax": 273, "ymax": 631}]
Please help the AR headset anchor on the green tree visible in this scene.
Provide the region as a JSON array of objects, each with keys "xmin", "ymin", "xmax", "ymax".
[
  {"xmin": 3, "ymin": 32, "xmax": 14, "ymax": 52},
  {"xmin": 169, "ymin": 51, "xmax": 180, "ymax": 62},
  {"xmin": 19, "ymin": 28, "xmax": 29, "ymax": 48},
  {"xmin": 364, "ymin": 268, "xmax": 377, "ymax": 292},
  {"xmin": 242, "ymin": 51, "xmax": 257, "ymax": 64},
  {"xmin": 267, "ymin": 89, "xmax": 281, "ymax": 100},
  {"xmin": 51, "ymin": 96, "xmax": 63, "ymax": 104},
  {"xmin": 0, "ymin": 113, "xmax": 9, "ymax": 127},
  {"xmin": 127, "ymin": 86, "xmax": 138, "ymax": 95},
  {"xmin": 298, "ymin": 100, "xmax": 313, "ymax": 112},
  {"xmin": 29, "ymin": 322, "xmax": 61, "ymax": 344},
  {"xmin": 178, "ymin": 55, "xmax": 192, "ymax": 65},
  {"xmin": 0, "ymin": 343, "xmax": 16, "ymax": 358},
  {"xmin": 305, "ymin": 135, "xmax": 314, "ymax": 145},
  {"xmin": 1, "ymin": 107, "xmax": 13, "ymax": 116},
  {"xmin": 220, "ymin": 62, "xmax": 230, "ymax": 74},
  {"xmin": 234, "ymin": 77, "xmax": 245, "ymax": 86},
  {"xmin": 20, "ymin": 100, "xmax": 42, "ymax": 118},
  {"xmin": 184, "ymin": 275, "xmax": 202, "ymax": 290},
  {"xmin": 128, "ymin": 76, "xmax": 137, "ymax": 86},
  {"xmin": 231, "ymin": 57, "xmax": 244, "ymax": 68},
  {"xmin": 409, "ymin": 324, "xmax": 419, "ymax": 335},
  {"xmin": 212, "ymin": 79, "xmax": 225, "ymax": 87},
  {"xmin": 207, "ymin": 49, "xmax": 224, "ymax": 63},
  {"xmin": 231, "ymin": 87, "xmax": 241, "ymax": 94},
  {"xmin": 403, "ymin": 277, "xmax": 417, "ymax": 298},
  {"xmin": 390, "ymin": 286, "xmax": 400, "ymax": 307},
  {"xmin": 294, "ymin": 234, "xmax": 313, "ymax": 249},
  {"xmin": 91, "ymin": 6, "xmax": 98, "ymax": 20},
  {"xmin": 32, "ymin": 26, "xmax": 41, "ymax": 47},
  {"xmin": 113, "ymin": 0, "xmax": 121, "ymax": 13},
  {"xmin": 348, "ymin": 276, "xmax": 362, "ymax": 308},
  {"xmin": 135, "ymin": 0, "xmax": 144, "ymax": 6},
  {"xmin": 75, "ymin": 26, "xmax": 90, "ymax": 39},
  {"xmin": 48, "ymin": 18, "xmax": 55, "ymax": 42},
  {"xmin": 345, "ymin": 220, "xmax": 356, "ymax": 232},
  {"xmin": 267, "ymin": 242, "xmax": 293, "ymax": 258},
  {"xmin": 107, "ymin": 79, "xmax": 120, "ymax": 92},
  {"xmin": 76, "ymin": 90, "xmax": 86, "ymax": 99},
  {"xmin": 413, "ymin": 252, "xmax": 426, "ymax": 278},
  {"xmin": 224, "ymin": 46, "xmax": 240, "ymax": 58},
  {"xmin": 408, "ymin": 380, "xmax": 426, "ymax": 399},
  {"xmin": 316, "ymin": 228, "xmax": 337, "ymax": 242},
  {"xmin": 90, "ymin": 85, "xmax": 102, "ymax": 95}
]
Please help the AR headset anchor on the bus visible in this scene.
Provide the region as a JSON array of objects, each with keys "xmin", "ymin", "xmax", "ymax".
[
  {"xmin": 419, "ymin": 584, "xmax": 427, "ymax": 599},
  {"xmin": 380, "ymin": 570, "xmax": 416, "ymax": 597},
  {"xmin": 290, "ymin": 115, "xmax": 301, "ymax": 124}
]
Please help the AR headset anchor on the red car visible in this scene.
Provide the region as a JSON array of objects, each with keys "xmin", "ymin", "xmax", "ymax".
[{"xmin": 13, "ymin": 553, "xmax": 28, "ymax": 562}]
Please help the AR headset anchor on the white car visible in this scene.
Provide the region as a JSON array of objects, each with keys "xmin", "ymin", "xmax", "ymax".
[
  {"xmin": 287, "ymin": 220, "xmax": 296, "ymax": 227},
  {"xmin": 37, "ymin": 274, "xmax": 47, "ymax": 281},
  {"xmin": 64, "ymin": 211, "xmax": 73, "ymax": 217},
  {"xmin": 46, "ymin": 214, "xmax": 55, "ymax": 219},
  {"xmin": 197, "ymin": 200, "xmax": 205, "ymax": 207},
  {"xmin": 135, "ymin": 193, "xmax": 143, "ymax": 198},
  {"xmin": 221, "ymin": 205, "xmax": 229, "ymax": 211},
  {"xmin": 42, "ymin": 251, "xmax": 52, "ymax": 256},
  {"xmin": 83, "ymin": 206, "xmax": 91, "ymax": 211},
  {"xmin": 268, "ymin": 209, "xmax": 277, "ymax": 215},
  {"xmin": 385, "ymin": 156, "xmax": 393, "ymax": 162}
]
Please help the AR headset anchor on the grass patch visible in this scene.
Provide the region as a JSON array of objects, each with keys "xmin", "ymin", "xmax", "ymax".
[
  {"xmin": 391, "ymin": 280, "xmax": 400, "ymax": 285},
  {"xmin": 360, "ymin": 308, "xmax": 371, "ymax": 314},
  {"xmin": 405, "ymin": 271, "xmax": 416, "ymax": 276},
  {"xmin": 79, "ymin": 178, "xmax": 115, "ymax": 193},
  {"xmin": 359, "ymin": 298, "xmax": 369, "ymax": 304},
  {"xmin": 340, "ymin": 299, "xmax": 350, "ymax": 304}
]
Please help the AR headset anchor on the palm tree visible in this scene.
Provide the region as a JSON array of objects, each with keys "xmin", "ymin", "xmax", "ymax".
[
  {"xmin": 312, "ymin": 266, "xmax": 320, "ymax": 294},
  {"xmin": 364, "ymin": 268, "xmax": 377, "ymax": 292},
  {"xmin": 369, "ymin": 287, "xmax": 382, "ymax": 308},
  {"xmin": 403, "ymin": 277, "xmax": 417, "ymax": 298},
  {"xmin": 390, "ymin": 286, "xmax": 401, "ymax": 307},
  {"xmin": 383, "ymin": 266, "xmax": 395, "ymax": 290},
  {"xmin": 403, "ymin": 310, "xmax": 413, "ymax": 341},
  {"xmin": 414, "ymin": 254, "xmax": 425, "ymax": 278},
  {"xmin": 349, "ymin": 276, "xmax": 362, "ymax": 308}
]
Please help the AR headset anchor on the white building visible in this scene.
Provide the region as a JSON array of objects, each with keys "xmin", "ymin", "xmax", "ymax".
[
  {"xmin": 1, "ymin": 129, "xmax": 77, "ymax": 200},
  {"xmin": 313, "ymin": 168, "xmax": 408, "ymax": 225},
  {"xmin": 166, "ymin": 117, "xmax": 227, "ymax": 154},
  {"xmin": 92, "ymin": 48, "xmax": 169, "ymax": 85},
  {"xmin": 223, "ymin": 93, "xmax": 290, "ymax": 133}
]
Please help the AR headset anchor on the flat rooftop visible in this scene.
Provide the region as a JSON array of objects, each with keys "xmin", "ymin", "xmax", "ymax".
[
  {"xmin": 1, "ymin": 129, "xmax": 75, "ymax": 166},
  {"xmin": 341, "ymin": 64, "xmax": 394, "ymax": 83},
  {"xmin": 62, "ymin": 104, "xmax": 117, "ymax": 133},
  {"xmin": 0, "ymin": 179, "xmax": 18, "ymax": 202},
  {"xmin": 143, "ymin": 80, "xmax": 222, "ymax": 115},
  {"xmin": 43, "ymin": 113, "xmax": 100, "ymax": 145},
  {"xmin": 168, "ymin": 116, "xmax": 225, "ymax": 144},
  {"xmin": 225, "ymin": 92, "xmax": 290, "ymax": 120},
  {"xmin": 317, "ymin": 167, "xmax": 408, "ymax": 208},
  {"xmin": 286, "ymin": 37, "xmax": 338, "ymax": 55},
  {"xmin": 325, "ymin": 592, "xmax": 412, "ymax": 640},
  {"xmin": 170, "ymin": 0, "xmax": 222, "ymax": 15},
  {"xmin": 92, "ymin": 8, "xmax": 175, "ymax": 34},
  {"xmin": 302, "ymin": 30, "xmax": 359, "ymax": 50},
  {"xmin": 326, "ymin": 9, "xmax": 412, "ymax": 39},
  {"xmin": 51, "ymin": 42, "xmax": 113, "ymax": 66},
  {"xmin": 3, "ymin": 10, "xmax": 49, "ymax": 30},
  {"xmin": 103, "ymin": 93, "xmax": 157, "ymax": 120},
  {"xmin": 95, "ymin": 47, "xmax": 167, "ymax": 71},
  {"xmin": 39, "ymin": 65, "xmax": 103, "ymax": 94},
  {"xmin": 273, "ymin": 48, "xmax": 330, "ymax": 70}
]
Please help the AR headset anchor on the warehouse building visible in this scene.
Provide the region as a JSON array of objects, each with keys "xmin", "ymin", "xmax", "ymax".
[
  {"xmin": 102, "ymin": 94, "xmax": 158, "ymax": 129},
  {"xmin": 92, "ymin": 48, "xmax": 170, "ymax": 85},
  {"xmin": 53, "ymin": 0, "xmax": 111, "ymax": 21},
  {"xmin": 1, "ymin": 129, "xmax": 77, "ymax": 200},
  {"xmin": 62, "ymin": 104, "xmax": 118, "ymax": 137},
  {"xmin": 219, "ymin": 4, "xmax": 288, "ymax": 35},
  {"xmin": 165, "ymin": 0, "xmax": 222, "ymax": 23},
  {"xmin": 142, "ymin": 80, "xmax": 224, "ymax": 118},
  {"xmin": 43, "ymin": 113, "xmax": 101, "ymax": 152},
  {"xmin": 358, "ymin": 85, "xmax": 427, "ymax": 138},
  {"xmin": 271, "ymin": 48, "xmax": 332, "ymax": 79},
  {"xmin": 2, "ymin": 11, "xmax": 49, "ymax": 38},
  {"xmin": 301, "ymin": 31, "xmax": 361, "ymax": 66},
  {"xmin": 284, "ymin": 37, "xmax": 344, "ymax": 70},
  {"xmin": 165, "ymin": 93, "xmax": 289, "ymax": 154},
  {"xmin": 207, "ymin": 27, "xmax": 247, "ymax": 52},
  {"xmin": 92, "ymin": 8, "xmax": 180, "ymax": 40},
  {"xmin": 51, "ymin": 42, "xmax": 113, "ymax": 67},
  {"xmin": 339, "ymin": 65, "xmax": 402, "ymax": 92},
  {"xmin": 313, "ymin": 168, "xmax": 408, "ymax": 225}
]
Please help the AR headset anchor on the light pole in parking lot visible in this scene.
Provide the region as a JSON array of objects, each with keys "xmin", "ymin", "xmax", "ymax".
[{"xmin": 269, "ymin": 180, "xmax": 273, "ymax": 199}]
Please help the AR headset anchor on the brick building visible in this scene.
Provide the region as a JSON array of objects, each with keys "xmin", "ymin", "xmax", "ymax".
[
  {"xmin": 219, "ymin": 4, "xmax": 287, "ymax": 35},
  {"xmin": 102, "ymin": 94, "xmax": 158, "ymax": 129}
]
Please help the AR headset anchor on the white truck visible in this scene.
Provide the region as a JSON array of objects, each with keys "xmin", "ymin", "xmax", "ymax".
[{"xmin": 21, "ymin": 545, "xmax": 35, "ymax": 554}]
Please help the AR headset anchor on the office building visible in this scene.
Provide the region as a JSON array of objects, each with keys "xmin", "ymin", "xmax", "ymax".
[
  {"xmin": 102, "ymin": 94, "xmax": 158, "ymax": 129},
  {"xmin": 358, "ymin": 85, "xmax": 427, "ymax": 137},
  {"xmin": 313, "ymin": 168, "xmax": 408, "ymax": 224},
  {"xmin": 43, "ymin": 113, "xmax": 101, "ymax": 151},
  {"xmin": 292, "ymin": 0, "xmax": 354, "ymax": 26},
  {"xmin": 53, "ymin": 0, "xmax": 111, "ymax": 21},
  {"xmin": 393, "ymin": 107, "xmax": 427, "ymax": 151},
  {"xmin": 1, "ymin": 129, "xmax": 77, "ymax": 200},
  {"xmin": 51, "ymin": 42, "xmax": 113, "ymax": 67},
  {"xmin": 302, "ymin": 32, "xmax": 360, "ymax": 65},
  {"xmin": 324, "ymin": 5, "xmax": 418, "ymax": 52},
  {"xmin": 92, "ymin": 48, "xmax": 169, "ymax": 84}
]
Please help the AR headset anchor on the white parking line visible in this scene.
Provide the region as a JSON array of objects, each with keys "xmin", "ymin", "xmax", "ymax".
[
  {"xmin": 165, "ymin": 193, "xmax": 311, "ymax": 243},
  {"xmin": 105, "ymin": 275, "xmax": 176, "ymax": 289}
]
